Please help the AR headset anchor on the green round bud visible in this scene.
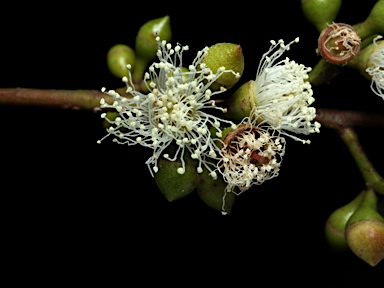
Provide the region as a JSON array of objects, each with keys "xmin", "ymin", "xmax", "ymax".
[
  {"xmin": 202, "ymin": 43, "xmax": 244, "ymax": 90},
  {"xmin": 135, "ymin": 15, "xmax": 172, "ymax": 61},
  {"xmin": 106, "ymin": 44, "xmax": 135, "ymax": 78},
  {"xmin": 154, "ymin": 153, "xmax": 199, "ymax": 202},
  {"xmin": 225, "ymin": 80, "xmax": 256, "ymax": 121},
  {"xmin": 301, "ymin": 0, "xmax": 342, "ymax": 32},
  {"xmin": 196, "ymin": 168, "xmax": 236, "ymax": 215},
  {"xmin": 346, "ymin": 188, "xmax": 384, "ymax": 266},
  {"xmin": 353, "ymin": 0, "xmax": 384, "ymax": 39},
  {"xmin": 324, "ymin": 191, "xmax": 364, "ymax": 252}
]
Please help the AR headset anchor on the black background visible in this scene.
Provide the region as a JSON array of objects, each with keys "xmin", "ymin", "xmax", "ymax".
[{"xmin": 1, "ymin": 0, "xmax": 383, "ymax": 285}]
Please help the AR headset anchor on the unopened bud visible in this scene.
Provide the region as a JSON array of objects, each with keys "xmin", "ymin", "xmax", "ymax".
[
  {"xmin": 345, "ymin": 188, "xmax": 384, "ymax": 267},
  {"xmin": 107, "ymin": 44, "xmax": 135, "ymax": 78},
  {"xmin": 348, "ymin": 37, "xmax": 384, "ymax": 80},
  {"xmin": 202, "ymin": 43, "xmax": 244, "ymax": 90},
  {"xmin": 225, "ymin": 80, "xmax": 256, "ymax": 121},
  {"xmin": 353, "ymin": 0, "xmax": 384, "ymax": 39},
  {"xmin": 135, "ymin": 15, "xmax": 172, "ymax": 62},
  {"xmin": 324, "ymin": 191, "xmax": 364, "ymax": 252},
  {"xmin": 154, "ymin": 149, "xmax": 199, "ymax": 202},
  {"xmin": 301, "ymin": 0, "xmax": 342, "ymax": 32},
  {"xmin": 196, "ymin": 168, "xmax": 236, "ymax": 215}
]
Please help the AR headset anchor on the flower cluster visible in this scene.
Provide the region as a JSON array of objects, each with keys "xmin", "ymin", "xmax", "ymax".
[
  {"xmin": 251, "ymin": 37, "xmax": 321, "ymax": 144},
  {"xmin": 217, "ymin": 117, "xmax": 286, "ymax": 194},
  {"xmin": 366, "ymin": 35, "xmax": 384, "ymax": 100},
  {"xmin": 97, "ymin": 36, "xmax": 240, "ymax": 178},
  {"xmin": 98, "ymin": 32, "xmax": 323, "ymax": 212}
]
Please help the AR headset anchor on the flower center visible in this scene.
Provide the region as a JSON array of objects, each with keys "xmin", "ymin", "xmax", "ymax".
[{"xmin": 250, "ymin": 151, "xmax": 270, "ymax": 165}]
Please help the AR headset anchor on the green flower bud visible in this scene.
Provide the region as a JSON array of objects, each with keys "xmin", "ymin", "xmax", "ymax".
[
  {"xmin": 353, "ymin": 0, "xmax": 384, "ymax": 39},
  {"xmin": 347, "ymin": 38, "xmax": 384, "ymax": 80},
  {"xmin": 135, "ymin": 15, "xmax": 172, "ymax": 61},
  {"xmin": 133, "ymin": 15, "xmax": 172, "ymax": 84},
  {"xmin": 106, "ymin": 44, "xmax": 135, "ymax": 78},
  {"xmin": 196, "ymin": 168, "xmax": 236, "ymax": 215},
  {"xmin": 301, "ymin": 0, "xmax": 342, "ymax": 32},
  {"xmin": 225, "ymin": 80, "xmax": 256, "ymax": 121},
  {"xmin": 345, "ymin": 188, "xmax": 384, "ymax": 267},
  {"xmin": 324, "ymin": 191, "xmax": 364, "ymax": 252},
  {"xmin": 202, "ymin": 43, "xmax": 244, "ymax": 90},
  {"xmin": 154, "ymin": 151, "xmax": 199, "ymax": 202}
]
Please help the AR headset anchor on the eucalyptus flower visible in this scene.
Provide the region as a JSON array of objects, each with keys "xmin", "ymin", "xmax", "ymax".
[
  {"xmin": 366, "ymin": 35, "xmax": 384, "ymax": 100},
  {"xmin": 97, "ymin": 35, "xmax": 239, "ymax": 179},
  {"xmin": 251, "ymin": 37, "xmax": 321, "ymax": 144},
  {"xmin": 217, "ymin": 117, "xmax": 286, "ymax": 194}
]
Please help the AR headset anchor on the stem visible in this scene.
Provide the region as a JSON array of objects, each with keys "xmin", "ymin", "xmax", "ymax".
[
  {"xmin": 353, "ymin": 21, "xmax": 375, "ymax": 41},
  {"xmin": 338, "ymin": 127, "xmax": 384, "ymax": 195},
  {"xmin": 360, "ymin": 34, "xmax": 379, "ymax": 50},
  {"xmin": 307, "ymin": 58, "xmax": 343, "ymax": 87},
  {"xmin": 132, "ymin": 56, "xmax": 149, "ymax": 87},
  {"xmin": 315, "ymin": 108, "xmax": 384, "ymax": 129},
  {"xmin": 0, "ymin": 87, "xmax": 131, "ymax": 111}
]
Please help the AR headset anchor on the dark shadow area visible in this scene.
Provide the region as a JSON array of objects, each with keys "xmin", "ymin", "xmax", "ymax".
[{"xmin": 1, "ymin": 0, "xmax": 383, "ymax": 285}]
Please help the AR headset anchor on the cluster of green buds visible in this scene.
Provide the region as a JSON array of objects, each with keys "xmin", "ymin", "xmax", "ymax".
[
  {"xmin": 106, "ymin": 15, "xmax": 172, "ymax": 91},
  {"xmin": 325, "ymin": 188, "xmax": 384, "ymax": 266}
]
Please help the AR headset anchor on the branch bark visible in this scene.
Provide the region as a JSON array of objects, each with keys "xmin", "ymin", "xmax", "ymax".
[
  {"xmin": 316, "ymin": 108, "xmax": 384, "ymax": 129},
  {"xmin": 0, "ymin": 88, "xmax": 116, "ymax": 111}
]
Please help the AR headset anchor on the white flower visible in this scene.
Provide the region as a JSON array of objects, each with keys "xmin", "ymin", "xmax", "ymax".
[
  {"xmin": 217, "ymin": 117, "xmax": 286, "ymax": 194},
  {"xmin": 251, "ymin": 37, "xmax": 321, "ymax": 144},
  {"xmin": 366, "ymin": 35, "xmax": 384, "ymax": 100},
  {"xmin": 97, "ymin": 36, "xmax": 239, "ymax": 178}
]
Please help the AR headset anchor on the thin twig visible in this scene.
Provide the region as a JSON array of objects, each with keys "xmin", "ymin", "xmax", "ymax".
[
  {"xmin": 0, "ymin": 88, "xmax": 122, "ymax": 111},
  {"xmin": 315, "ymin": 108, "xmax": 384, "ymax": 129},
  {"xmin": 338, "ymin": 127, "xmax": 384, "ymax": 195}
]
